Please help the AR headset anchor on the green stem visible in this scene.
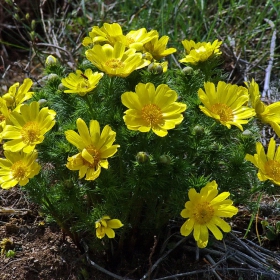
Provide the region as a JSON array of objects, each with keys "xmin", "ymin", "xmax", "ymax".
[
  {"xmin": 42, "ymin": 194, "xmax": 82, "ymax": 249},
  {"xmin": 84, "ymin": 94, "xmax": 95, "ymax": 119}
]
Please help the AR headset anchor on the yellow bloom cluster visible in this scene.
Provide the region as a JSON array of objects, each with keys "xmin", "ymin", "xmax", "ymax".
[
  {"xmin": 61, "ymin": 22, "xmax": 176, "ymax": 91},
  {"xmin": 0, "ymin": 80, "xmax": 56, "ymax": 189},
  {"xmin": 180, "ymin": 39, "xmax": 222, "ymax": 65},
  {"xmin": 4, "ymin": 21, "xmax": 280, "ymax": 248}
]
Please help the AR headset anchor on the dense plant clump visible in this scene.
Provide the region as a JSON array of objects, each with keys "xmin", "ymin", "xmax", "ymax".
[{"xmin": 1, "ymin": 22, "xmax": 280, "ymax": 275}]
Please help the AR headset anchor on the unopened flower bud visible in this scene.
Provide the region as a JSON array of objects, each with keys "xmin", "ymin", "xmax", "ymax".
[
  {"xmin": 31, "ymin": 20, "xmax": 36, "ymax": 30},
  {"xmin": 14, "ymin": 13, "xmax": 20, "ymax": 21},
  {"xmin": 155, "ymin": 64, "xmax": 163, "ymax": 74},
  {"xmin": 147, "ymin": 62, "xmax": 154, "ymax": 72},
  {"xmin": 193, "ymin": 125, "xmax": 205, "ymax": 136},
  {"xmin": 58, "ymin": 83, "xmax": 65, "ymax": 91},
  {"xmin": 136, "ymin": 152, "xmax": 149, "ymax": 163},
  {"xmin": 182, "ymin": 66, "xmax": 194, "ymax": 75},
  {"xmin": 159, "ymin": 155, "xmax": 172, "ymax": 165},
  {"xmin": 242, "ymin": 129, "xmax": 252, "ymax": 137},
  {"xmin": 29, "ymin": 31, "xmax": 35, "ymax": 41},
  {"xmin": 48, "ymin": 73, "xmax": 59, "ymax": 81},
  {"xmin": 45, "ymin": 55, "xmax": 57, "ymax": 66},
  {"xmin": 210, "ymin": 142, "xmax": 219, "ymax": 151},
  {"xmin": 25, "ymin": 13, "xmax": 30, "ymax": 20},
  {"xmin": 38, "ymin": 99, "xmax": 48, "ymax": 107}
]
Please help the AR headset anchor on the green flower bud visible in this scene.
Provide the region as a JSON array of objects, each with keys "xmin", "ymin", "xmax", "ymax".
[
  {"xmin": 38, "ymin": 99, "xmax": 48, "ymax": 107},
  {"xmin": 182, "ymin": 66, "xmax": 194, "ymax": 75},
  {"xmin": 136, "ymin": 152, "xmax": 149, "ymax": 163},
  {"xmin": 159, "ymin": 155, "xmax": 172, "ymax": 165},
  {"xmin": 45, "ymin": 55, "xmax": 57, "ymax": 66},
  {"xmin": 25, "ymin": 13, "xmax": 30, "ymax": 20},
  {"xmin": 242, "ymin": 129, "xmax": 252, "ymax": 137},
  {"xmin": 147, "ymin": 62, "xmax": 154, "ymax": 72},
  {"xmin": 29, "ymin": 31, "xmax": 35, "ymax": 41},
  {"xmin": 58, "ymin": 83, "xmax": 65, "ymax": 91},
  {"xmin": 210, "ymin": 142, "xmax": 219, "ymax": 151},
  {"xmin": 193, "ymin": 125, "xmax": 205, "ymax": 136},
  {"xmin": 14, "ymin": 14, "xmax": 20, "ymax": 21},
  {"xmin": 31, "ymin": 20, "xmax": 36, "ymax": 30},
  {"xmin": 48, "ymin": 73, "xmax": 59, "ymax": 81},
  {"xmin": 155, "ymin": 64, "xmax": 163, "ymax": 74}
]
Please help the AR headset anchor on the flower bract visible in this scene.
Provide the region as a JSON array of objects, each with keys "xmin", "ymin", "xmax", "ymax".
[
  {"xmin": 179, "ymin": 39, "xmax": 222, "ymax": 65},
  {"xmin": 198, "ymin": 81, "xmax": 256, "ymax": 130},
  {"xmin": 61, "ymin": 69, "xmax": 104, "ymax": 96},
  {"xmin": 245, "ymin": 79, "xmax": 280, "ymax": 137},
  {"xmin": 0, "ymin": 150, "xmax": 41, "ymax": 189},
  {"xmin": 121, "ymin": 82, "xmax": 187, "ymax": 137},
  {"xmin": 95, "ymin": 216, "xmax": 123, "ymax": 239},
  {"xmin": 180, "ymin": 180, "xmax": 238, "ymax": 248},
  {"xmin": 85, "ymin": 42, "xmax": 149, "ymax": 77},
  {"xmin": 1, "ymin": 101, "xmax": 56, "ymax": 153},
  {"xmin": 245, "ymin": 138, "xmax": 280, "ymax": 186},
  {"xmin": 65, "ymin": 118, "xmax": 119, "ymax": 181}
]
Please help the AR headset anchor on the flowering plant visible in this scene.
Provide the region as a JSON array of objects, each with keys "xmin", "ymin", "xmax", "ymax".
[{"xmin": 0, "ymin": 22, "xmax": 278, "ymax": 273}]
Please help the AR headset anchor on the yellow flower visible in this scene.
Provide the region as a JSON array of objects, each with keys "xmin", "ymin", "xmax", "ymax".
[
  {"xmin": 61, "ymin": 69, "xmax": 104, "ymax": 96},
  {"xmin": 0, "ymin": 150, "xmax": 41, "ymax": 189},
  {"xmin": 198, "ymin": 81, "xmax": 256, "ymax": 130},
  {"xmin": 143, "ymin": 32, "xmax": 176, "ymax": 60},
  {"xmin": 65, "ymin": 118, "xmax": 119, "ymax": 181},
  {"xmin": 45, "ymin": 55, "xmax": 57, "ymax": 66},
  {"xmin": 179, "ymin": 39, "xmax": 222, "ymax": 65},
  {"xmin": 82, "ymin": 22, "xmax": 123, "ymax": 47},
  {"xmin": 180, "ymin": 180, "xmax": 238, "ymax": 248},
  {"xmin": 2, "ymin": 78, "xmax": 34, "ymax": 111},
  {"xmin": 245, "ymin": 138, "xmax": 280, "ymax": 186},
  {"xmin": 124, "ymin": 28, "xmax": 158, "ymax": 51},
  {"xmin": 1, "ymin": 101, "xmax": 56, "ymax": 153},
  {"xmin": 245, "ymin": 79, "xmax": 280, "ymax": 137},
  {"xmin": 85, "ymin": 42, "xmax": 149, "ymax": 78},
  {"xmin": 121, "ymin": 82, "xmax": 187, "ymax": 137},
  {"xmin": 95, "ymin": 216, "xmax": 123, "ymax": 239}
]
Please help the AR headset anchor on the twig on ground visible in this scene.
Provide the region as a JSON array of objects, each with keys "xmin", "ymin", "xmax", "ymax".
[
  {"xmin": 140, "ymin": 236, "xmax": 189, "ymax": 280},
  {"xmin": 35, "ymin": 43, "xmax": 75, "ymax": 65},
  {"xmin": 262, "ymin": 19, "xmax": 277, "ymax": 99},
  {"xmin": 148, "ymin": 235, "xmax": 158, "ymax": 280},
  {"xmin": 204, "ymin": 254, "xmax": 223, "ymax": 280},
  {"xmin": 80, "ymin": 239, "xmax": 132, "ymax": 280}
]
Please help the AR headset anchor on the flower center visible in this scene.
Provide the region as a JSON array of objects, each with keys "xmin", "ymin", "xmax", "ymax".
[
  {"xmin": 85, "ymin": 145, "xmax": 101, "ymax": 168},
  {"xmin": 211, "ymin": 103, "xmax": 233, "ymax": 122},
  {"xmin": 11, "ymin": 161, "xmax": 27, "ymax": 181},
  {"xmin": 193, "ymin": 201, "xmax": 215, "ymax": 225},
  {"xmin": 264, "ymin": 160, "xmax": 280, "ymax": 182},
  {"xmin": 78, "ymin": 80, "xmax": 89, "ymax": 90},
  {"xmin": 141, "ymin": 104, "xmax": 163, "ymax": 127},
  {"xmin": 21, "ymin": 121, "xmax": 41, "ymax": 144},
  {"xmin": 105, "ymin": 59, "xmax": 124, "ymax": 69},
  {"xmin": 126, "ymin": 37, "xmax": 135, "ymax": 45}
]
